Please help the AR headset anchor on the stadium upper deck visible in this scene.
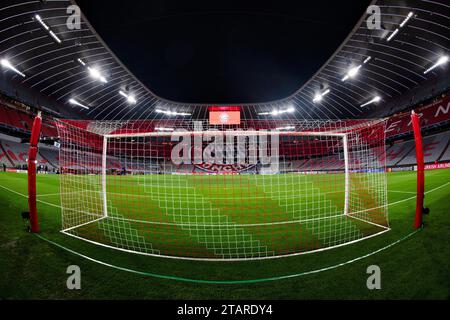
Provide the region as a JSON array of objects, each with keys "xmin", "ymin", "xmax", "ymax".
[{"xmin": 0, "ymin": 0, "xmax": 448, "ymax": 122}]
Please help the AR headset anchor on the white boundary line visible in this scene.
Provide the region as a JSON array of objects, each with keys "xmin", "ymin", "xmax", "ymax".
[
  {"xmin": 1, "ymin": 181, "xmax": 448, "ymax": 218},
  {"xmin": 107, "ymin": 213, "xmax": 346, "ymax": 228},
  {"xmin": 347, "ymin": 215, "xmax": 390, "ymax": 230},
  {"xmin": 0, "ymin": 184, "xmax": 375, "ymax": 228},
  {"xmin": 388, "ymin": 190, "xmax": 416, "ymax": 194},
  {"xmin": 61, "ymin": 216, "xmax": 107, "ymax": 233}
]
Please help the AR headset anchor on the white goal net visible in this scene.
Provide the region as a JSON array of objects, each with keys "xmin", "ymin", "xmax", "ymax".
[{"xmin": 56, "ymin": 119, "xmax": 389, "ymax": 260}]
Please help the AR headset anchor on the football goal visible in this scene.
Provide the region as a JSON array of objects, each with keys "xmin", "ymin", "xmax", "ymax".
[{"xmin": 55, "ymin": 119, "xmax": 389, "ymax": 260}]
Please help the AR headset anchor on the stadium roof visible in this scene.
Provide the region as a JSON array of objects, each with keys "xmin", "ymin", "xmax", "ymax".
[{"xmin": 0, "ymin": 0, "xmax": 449, "ymax": 121}]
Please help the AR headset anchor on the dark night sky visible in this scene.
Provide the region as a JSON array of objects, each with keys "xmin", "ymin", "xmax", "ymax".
[{"xmin": 76, "ymin": 0, "xmax": 372, "ymax": 104}]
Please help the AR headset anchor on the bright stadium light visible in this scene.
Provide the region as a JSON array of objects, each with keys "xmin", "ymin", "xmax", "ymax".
[
  {"xmin": 49, "ymin": 30, "xmax": 61, "ymax": 44},
  {"xmin": 348, "ymin": 66, "xmax": 360, "ymax": 78},
  {"xmin": 285, "ymin": 104, "xmax": 296, "ymax": 113},
  {"xmin": 128, "ymin": 96, "xmax": 137, "ymax": 104},
  {"xmin": 119, "ymin": 91, "xmax": 137, "ymax": 104},
  {"xmin": 35, "ymin": 14, "xmax": 62, "ymax": 44},
  {"xmin": 361, "ymin": 96, "xmax": 381, "ymax": 107},
  {"xmin": 400, "ymin": 12, "xmax": 414, "ymax": 27},
  {"xmin": 387, "ymin": 28, "xmax": 399, "ymax": 42},
  {"xmin": 77, "ymin": 58, "xmax": 86, "ymax": 66},
  {"xmin": 155, "ymin": 127, "xmax": 175, "ymax": 132},
  {"xmin": 35, "ymin": 14, "xmax": 49, "ymax": 30},
  {"xmin": 424, "ymin": 55, "xmax": 449, "ymax": 74},
  {"xmin": 155, "ymin": 109, "xmax": 191, "ymax": 116},
  {"xmin": 342, "ymin": 65, "xmax": 361, "ymax": 81},
  {"xmin": 385, "ymin": 12, "xmax": 413, "ymax": 43},
  {"xmin": 259, "ymin": 106, "xmax": 295, "ymax": 116},
  {"xmin": 0, "ymin": 59, "xmax": 26, "ymax": 77},
  {"xmin": 88, "ymin": 67, "xmax": 107, "ymax": 83},
  {"xmin": 275, "ymin": 126, "xmax": 296, "ymax": 131},
  {"xmin": 313, "ymin": 89, "xmax": 330, "ymax": 103},
  {"xmin": 69, "ymin": 98, "xmax": 89, "ymax": 110},
  {"xmin": 364, "ymin": 56, "xmax": 372, "ymax": 64}
]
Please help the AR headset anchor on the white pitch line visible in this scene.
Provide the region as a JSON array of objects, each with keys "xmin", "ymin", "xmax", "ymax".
[
  {"xmin": 36, "ymin": 191, "xmax": 80, "ymax": 198},
  {"xmin": 0, "ymin": 185, "xmax": 61, "ymax": 209},
  {"xmin": 388, "ymin": 190, "xmax": 416, "ymax": 194},
  {"xmin": 1, "ymin": 181, "xmax": 449, "ymax": 213}
]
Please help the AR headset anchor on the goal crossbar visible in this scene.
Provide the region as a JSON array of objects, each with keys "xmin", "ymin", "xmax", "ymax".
[{"xmin": 104, "ymin": 131, "xmax": 347, "ymax": 139}]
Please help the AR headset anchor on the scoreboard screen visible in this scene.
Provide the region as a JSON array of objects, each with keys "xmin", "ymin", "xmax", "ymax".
[{"xmin": 209, "ymin": 106, "xmax": 241, "ymax": 125}]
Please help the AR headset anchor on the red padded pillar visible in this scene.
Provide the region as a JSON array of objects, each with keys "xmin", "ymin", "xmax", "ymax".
[
  {"xmin": 28, "ymin": 112, "xmax": 42, "ymax": 233},
  {"xmin": 411, "ymin": 111, "xmax": 424, "ymax": 230}
]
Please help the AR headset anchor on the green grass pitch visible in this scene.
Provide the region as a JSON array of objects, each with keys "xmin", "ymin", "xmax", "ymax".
[
  {"xmin": 0, "ymin": 169, "xmax": 449, "ymax": 299},
  {"xmin": 61, "ymin": 172, "xmax": 385, "ymax": 260}
]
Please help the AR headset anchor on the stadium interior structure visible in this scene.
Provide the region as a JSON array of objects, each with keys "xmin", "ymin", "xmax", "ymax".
[{"xmin": 0, "ymin": 0, "xmax": 449, "ymax": 262}]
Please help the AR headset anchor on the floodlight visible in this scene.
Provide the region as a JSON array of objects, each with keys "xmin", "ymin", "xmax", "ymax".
[
  {"xmin": 387, "ymin": 29, "xmax": 399, "ymax": 42},
  {"xmin": 424, "ymin": 55, "xmax": 449, "ymax": 74},
  {"xmin": 361, "ymin": 96, "xmax": 382, "ymax": 107},
  {"xmin": 69, "ymin": 98, "xmax": 89, "ymax": 109},
  {"xmin": 342, "ymin": 65, "xmax": 361, "ymax": 81},
  {"xmin": 0, "ymin": 59, "xmax": 26, "ymax": 77},
  {"xmin": 119, "ymin": 91, "xmax": 136, "ymax": 104}
]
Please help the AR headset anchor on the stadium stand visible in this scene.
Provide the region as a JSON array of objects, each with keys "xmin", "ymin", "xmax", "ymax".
[
  {"xmin": 397, "ymin": 131, "xmax": 450, "ymax": 166},
  {"xmin": 298, "ymin": 155, "xmax": 345, "ymax": 172},
  {"xmin": 385, "ymin": 141, "xmax": 416, "ymax": 167},
  {"xmin": 441, "ymin": 144, "xmax": 450, "ymax": 162},
  {"xmin": 2, "ymin": 90, "xmax": 450, "ymax": 171},
  {"xmin": 0, "ymin": 146, "xmax": 12, "ymax": 167},
  {"xmin": 385, "ymin": 93, "xmax": 450, "ymax": 139},
  {"xmin": 38, "ymin": 146, "xmax": 59, "ymax": 169},
  {"xmin": 0, "ymin": 140, "xmax": 52, "ymax": 168},
  {"xmin": 0, "ymin": 103, "xmax": 58, "ymax": 138}
]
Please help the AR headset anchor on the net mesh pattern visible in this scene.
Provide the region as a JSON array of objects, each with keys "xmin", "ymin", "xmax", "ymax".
[{"xmin": 56, "ymin": 119, "xmax": 389, "ymax": 260}]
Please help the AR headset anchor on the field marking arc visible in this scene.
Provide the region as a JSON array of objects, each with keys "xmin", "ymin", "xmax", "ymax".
[{"xmin": 0, "ymin": 179, "xmax": 448, "ymax": 282}]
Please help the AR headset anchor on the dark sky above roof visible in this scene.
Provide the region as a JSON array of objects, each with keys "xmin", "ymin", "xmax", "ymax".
[{"xmin": 75, "ymin": 0, "xmax": 372, "ymax": 104}]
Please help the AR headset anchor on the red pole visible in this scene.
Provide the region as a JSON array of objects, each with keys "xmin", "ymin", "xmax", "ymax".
[
  {"xmin": 411, "ymin": 111, "xmax": 424, "ymax": 229},
  {"xmin": 28, "ymin": 111, "xmax": 42, "ymax": 233}
]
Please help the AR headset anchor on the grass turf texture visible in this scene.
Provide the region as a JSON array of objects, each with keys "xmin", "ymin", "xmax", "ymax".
[
  {"xmin": 0, "ymin": 170, "xmax": 449, "ymax": 299},
  {"xmin": 61, "ymin": 172, "xmax": 386, "ymax": 259}
]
